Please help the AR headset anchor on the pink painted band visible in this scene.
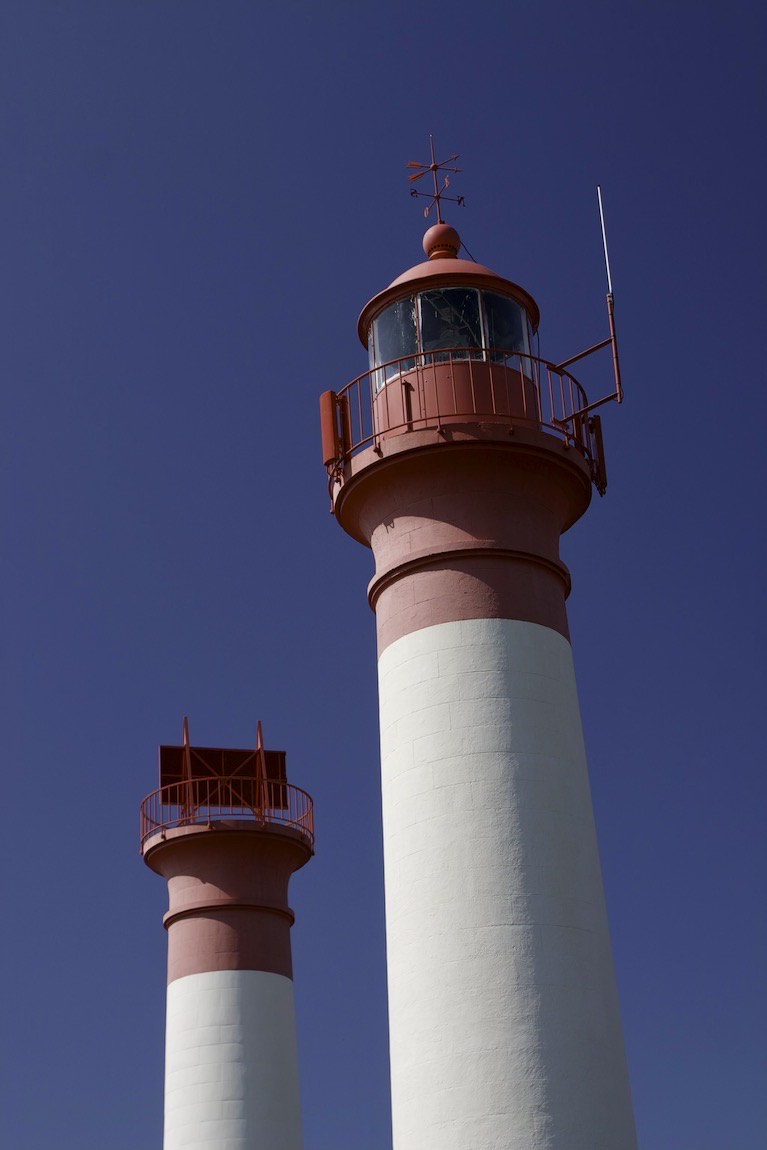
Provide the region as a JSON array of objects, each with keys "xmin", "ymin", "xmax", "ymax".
[
  {"xmin": 373, "ymin": 550, "xmax": 571, "ymax": 654},
  {"xmin": 333, "ymin": 431, "xmax": 592, "ymax": 655},
  {"xmin": 144, "ymin": 825, "xmax": 311, "ymax": 984}
]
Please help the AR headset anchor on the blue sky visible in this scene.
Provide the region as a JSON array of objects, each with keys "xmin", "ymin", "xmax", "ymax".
[{"xmin": 1, "ymin": 3, "xmax": 765, "ymax": 1147}]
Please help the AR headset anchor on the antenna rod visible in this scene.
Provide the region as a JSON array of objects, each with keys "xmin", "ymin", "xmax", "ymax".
[{"xmin": 597, "ymin": 184, "xmax": 613, "ymax": 296}]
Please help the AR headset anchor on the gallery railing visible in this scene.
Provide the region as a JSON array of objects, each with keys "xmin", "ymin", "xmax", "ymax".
[
  {"xmin": 321, "ymin": 348, "xmax": 607, "ymax": 494},
  {"xmin": 139, "ymin": 777, "xmax": 314, "ymax": 850}
]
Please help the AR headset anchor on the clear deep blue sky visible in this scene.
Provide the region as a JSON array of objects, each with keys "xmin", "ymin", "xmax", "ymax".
[{"xmin": 1, "ymin": 3, "xmax": 765, "ymax": 1147}]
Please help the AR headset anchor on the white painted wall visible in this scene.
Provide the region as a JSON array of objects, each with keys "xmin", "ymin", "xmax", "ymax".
[
  {"xmin": 378, "ymin": 617, "xmax": 637, "ymax": 1150},
  {"xmin": 164, "ymin": 969, "xmax": 303, "ymax": 1150}
]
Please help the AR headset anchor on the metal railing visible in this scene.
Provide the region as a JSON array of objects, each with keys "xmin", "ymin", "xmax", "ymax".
[
  {"xmin": 139, "ymin": 777, "xmax": 314, "ymax": 851},
  {"xmin": 327, "ymin": 348, "xmax": 605, "ymax": 491}
]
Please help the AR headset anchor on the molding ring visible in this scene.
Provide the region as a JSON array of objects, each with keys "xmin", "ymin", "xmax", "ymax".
[
  {"xmin": 368, "ymin": 543, "xmax": 571, "ymax": 611},
  {"xmin": 163, "ymin": 900, "xmax": 295, "ymax": 930}
]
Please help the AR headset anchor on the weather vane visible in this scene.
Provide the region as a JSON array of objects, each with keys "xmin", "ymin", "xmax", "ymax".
[{"xmin": 407, "ymin": 135, "xmax": 465, "ymax": 223}]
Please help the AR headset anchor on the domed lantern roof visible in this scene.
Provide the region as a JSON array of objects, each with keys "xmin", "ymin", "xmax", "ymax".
[{"xmin": 357, "ymin": 223, "xmax": 540, "ymax": 347}]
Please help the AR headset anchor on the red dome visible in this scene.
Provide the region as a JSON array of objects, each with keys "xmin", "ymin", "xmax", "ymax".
[{"xmin": 357, "ymin": 227, "xmax": 540, "ymax": 345}]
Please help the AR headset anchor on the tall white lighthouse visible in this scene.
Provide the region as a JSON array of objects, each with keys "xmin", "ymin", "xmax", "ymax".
[
  {"xmin": 320, "ymin": 178, "xmax": 637, "ymax": 1147},
  {"xmin": 141, "ymin": 720, "xmax": 314, "ymax": 1150}
]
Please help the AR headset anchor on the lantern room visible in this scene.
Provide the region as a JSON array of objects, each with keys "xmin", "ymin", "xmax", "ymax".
[
  {"xmin": 360, "ymin": 223, "xmax": 539, "ymax": 390},
  {"xmin": 320, "ymin": 217, "xmax": 614, "ymax": 501},
  {"xmin": 351, "ymin": 222, "xmax": 545, "ymax": 439}
]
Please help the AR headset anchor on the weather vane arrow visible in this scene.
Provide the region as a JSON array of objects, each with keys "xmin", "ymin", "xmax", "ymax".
[{"xmin": 407, "ymin": 134, "xmax": 465, "ymax": 223}]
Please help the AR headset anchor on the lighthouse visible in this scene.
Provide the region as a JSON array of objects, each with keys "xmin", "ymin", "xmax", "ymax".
[
  {"xmin": 140, "ymin": 719, "xmax": 314, "ymax": 1150},
  {"xmin": 320, "ymin": 161, "xmax": 637, "ymax": 1148}
]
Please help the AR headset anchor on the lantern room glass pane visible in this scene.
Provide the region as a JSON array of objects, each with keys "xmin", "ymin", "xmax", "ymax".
[
  {"xmin": 419, "ymin": 288, "xmax": 482, "ymax": 360},
  {"xmin": 483, "ymin": 292, "xmax": 529, "ymax": 362},
  {"xmin": 372, "ymin": 297, "xmax": 418, "ymax": 377}
]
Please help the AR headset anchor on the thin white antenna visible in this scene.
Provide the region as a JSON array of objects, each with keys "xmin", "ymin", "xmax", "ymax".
[{"xmin": 596, "ymin": 185, "xmax": 613, "ymax": 296}]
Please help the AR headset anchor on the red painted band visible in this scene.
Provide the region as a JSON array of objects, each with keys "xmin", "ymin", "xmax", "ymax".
[
  {"xmin": 374, "ymin": 553, "xmax": 571, "ymax": 655},
  {"xmin": 333, "ymin": 431, "xmax": 591, "ymax": 655},
  {"xmin": 144, "ymin": 825, "xmax": 310, "ymax": 984},
  {"xmin": 163, "ymin": 911, "xmax": 295, "ymax": 983}
]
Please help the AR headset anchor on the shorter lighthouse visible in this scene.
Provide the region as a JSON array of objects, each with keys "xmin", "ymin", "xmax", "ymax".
[{"xmin": 140, "ymin": 719, "xmax": 314, "ymax": 1150}]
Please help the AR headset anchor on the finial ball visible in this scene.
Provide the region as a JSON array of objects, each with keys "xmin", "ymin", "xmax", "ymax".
[{"xmin": 423, "ymin": 223, "xmax": 461, "ymax": 260}]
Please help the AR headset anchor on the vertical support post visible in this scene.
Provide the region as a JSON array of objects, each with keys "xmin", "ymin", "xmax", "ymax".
[{"xmin": 607, "ymin": 292, "xmax": 623, "ymax": 404}]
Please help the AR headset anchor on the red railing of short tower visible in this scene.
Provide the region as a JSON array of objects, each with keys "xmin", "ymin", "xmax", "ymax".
[
  {"xmin": 139, "ymin": 777, "xmax": 314, "ymax": 852},
  {"xmin": 323, "ymin": 348, "xmax": 607, "ymax": 495}
]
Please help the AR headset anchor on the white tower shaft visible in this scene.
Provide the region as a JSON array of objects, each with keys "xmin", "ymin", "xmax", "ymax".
[
  {"xmin": 379, "ymin": 617, "xmax": 636, "ymax": 1149},
  {"xmin": 164, "ymin": 969, "xmax": 303, "ymax": 1150}
]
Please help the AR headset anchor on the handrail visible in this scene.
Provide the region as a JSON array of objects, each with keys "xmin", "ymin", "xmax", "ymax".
[
  {"xmin": 139, "ymin": 777, "xmax": 314, "ymax": 851},
  {"xmin": 325, "ymin": 347, "xmax": 607, "ymax": 494}
]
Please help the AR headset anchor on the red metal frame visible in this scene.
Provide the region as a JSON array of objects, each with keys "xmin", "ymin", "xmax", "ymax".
[{"xmin": 552, "ymin": 292, "xmax": 623, "ymax": 419}]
